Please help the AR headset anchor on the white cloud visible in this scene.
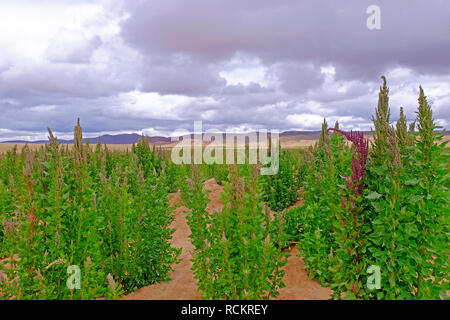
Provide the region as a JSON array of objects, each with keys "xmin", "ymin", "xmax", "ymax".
[
  {"xmin": 0, "ymin": 1, "xmax": 104, "ymax": 61},
  {"xmin": 110, "ymin": 91, "xmax": 219, "ymax": 122},
  {"xmin": 220, "ymin": 65, "xmax": 269, "ymax": 87},
  {"xmin": 286, "ymin": 113, "xmax": 325, "ymax": 129},
  {"xmin": 46, "ymin": 29, "xmax": 101, "ymax": 64}
]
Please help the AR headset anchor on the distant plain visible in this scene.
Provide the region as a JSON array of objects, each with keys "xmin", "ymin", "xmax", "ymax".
[{"xmin": 1, "ymin": 134, "xmax": 449, "ymax": 154}]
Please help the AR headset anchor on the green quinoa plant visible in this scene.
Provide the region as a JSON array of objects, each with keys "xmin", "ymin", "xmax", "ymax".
[
  {"xmin": 0, "ymin": 119, "xmax": 180, "ymax": 299},
  {"xmin": 295, "ymin": 120, "xmax": 352, "ymax": 285},
  {"xmin": 270, "ymin": 205, "xmax": 303, "ymax": 249},
  {"xmin": 400, "ymin": 87, "xmax": 448, "ymax": 299},
  {"xmin": 363, "ymin": 77, "xmax": 417, "ymax": 299},
  {"xmin": 183, "ymin": 164, "xmax": 287, "ymax": 299},
  {"xmin": 330, "ymin": 77, "xmax": 450, "ymax": 300},
  {"xmin": 260, "ymin": 149, "xmax": 298, "ymax": 212},
  {"xmin": 362, "ymin": 79, "xmax": 448, "ymax": 299},
  {"xmin": 181, "ymin": 164, "xmax": 213, "ymax": 297}
]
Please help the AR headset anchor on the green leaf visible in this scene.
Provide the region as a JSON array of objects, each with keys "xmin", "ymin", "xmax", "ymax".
[
  {"xmin": 41, "ymin": 161, "xmax": 51, "ymax": 169},
  {"xmin": 407, "ymin": 250, "xmax": 422, "ymax": 262},
  {"xmin": 365, "ymin": 191, "xmax": 382, "ymax": 200},
  {"xmin": 408, "ymin": 195, "xmax": 423, "ymax": 205},
  {"xmin": 372, "ymin": 202, "xmax": 384, "ymax": 213},
  {"xmin": 404, "ymin": 178, "xmax": 419, "ymax": 186}
]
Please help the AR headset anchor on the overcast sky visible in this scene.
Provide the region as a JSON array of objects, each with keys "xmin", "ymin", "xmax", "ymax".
[{"xmin": 0, "ymin": 0, "xmax": 449, "ymax": 141}]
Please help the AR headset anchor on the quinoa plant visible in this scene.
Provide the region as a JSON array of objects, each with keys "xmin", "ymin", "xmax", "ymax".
[
  {"xmin": 407, "ymin": 88, "xmax": 449, "ymax": 299},
  {"xmin": 327, "ymin": 128, "xmax": 370, "ymax": 299},
  {"xmin": 363, "ymin": 78, "xmax": 417, "ymax": 299},
  {"xmin": 181, "ymin": 164, "xmax": 213, "ymax": 297},
  {"xmin": 270, "ymin": 205, "xmax": 303, "ymax": 249},
  {"xmin": 396, "ymin": 107, "xmax": 415, "ymax": 149},
  {"xmin": 260, "ymin": 149, "xmax": 298, "ymax": 212},
  {"xmin": 0, "ymin": 119, "xmax": 179, "ymax": 300},
  {"xmin": 295, "ymin": 120, "xmax": 352, "ymax": 285},
  {"xmin": 203, "ymin": 162, "xmax": 230, "ymax": 186},
  {"xmin": 183, "ymin": 164, "xmax": 287, "ymax": 299},
  {"xmin": 362, "ymin": 78, "xmax": 449, "ymax": 299}
]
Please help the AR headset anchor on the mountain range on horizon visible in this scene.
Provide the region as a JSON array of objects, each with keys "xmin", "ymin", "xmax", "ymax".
[
  {"xmin": 2, "ymin": 130, "xmax": 449, "ymax": 145},
  {"xmin": 1, "ymin": 131, "xmax": 323, "ymax": 144}
]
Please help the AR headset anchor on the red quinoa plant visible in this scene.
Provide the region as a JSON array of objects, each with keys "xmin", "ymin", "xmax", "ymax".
[{"xmin": 327, "ymin": 128, "xmax": 370, "ymax": 299}]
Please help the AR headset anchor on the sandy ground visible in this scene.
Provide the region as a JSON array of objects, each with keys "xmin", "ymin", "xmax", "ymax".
[{"xmin": 122, "ymin": 178, "xmax": 331, "ymax": 300}]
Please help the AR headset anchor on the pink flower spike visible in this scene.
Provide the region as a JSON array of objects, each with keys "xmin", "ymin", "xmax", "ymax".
[
  {"xmin": 340, "ymin": 194, "xmax": 346, "ymax": 209},
  {"xmin": 327, "ymin": 128, "xmax": 369, "ymax": 196}
]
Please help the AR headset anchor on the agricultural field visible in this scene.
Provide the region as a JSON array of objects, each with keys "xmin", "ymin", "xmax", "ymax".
[{"xmin": 0, "ymin": 80, "xmax": 448, "ymax": 300}]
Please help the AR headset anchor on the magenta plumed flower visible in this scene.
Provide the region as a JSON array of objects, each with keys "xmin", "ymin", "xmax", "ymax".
[{"xmin": 327, "ymin": 128, "xmax": 369, "ymax": 196}]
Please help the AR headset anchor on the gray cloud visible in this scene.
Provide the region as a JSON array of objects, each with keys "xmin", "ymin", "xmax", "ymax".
[
  {"xmin": 122, "ymin": 0, "xmax": 450, "ymax": 77},
  {"xmin": 139, "ymin": 55, "xmax": 226, "ymax": 95},
  {"xmin": 0, "ymin": 0, "xmax": 449, "ymax": 140}
]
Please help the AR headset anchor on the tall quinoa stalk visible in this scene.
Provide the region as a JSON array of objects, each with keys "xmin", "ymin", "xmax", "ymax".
[
  {"xmin": 411, "ymin": 87, "xmax": 449, "ymax": 298},
  {"xmin": 327, "ymin": 128, "xmax": 369, "ymax": 299},
  {"xmin": 363, "ymin": 79, "xmax": 448, "ymax": 299}
]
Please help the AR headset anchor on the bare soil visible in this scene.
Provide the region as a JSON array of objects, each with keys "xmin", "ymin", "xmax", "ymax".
[{"xmin": 122, "ymin": 178, "xmax": 331, "ymax": 300}]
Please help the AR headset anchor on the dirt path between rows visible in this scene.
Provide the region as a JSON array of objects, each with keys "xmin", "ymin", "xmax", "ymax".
[{"xmin": 122, "ymin": 178, "xmax": 331, "ymax": 300}]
